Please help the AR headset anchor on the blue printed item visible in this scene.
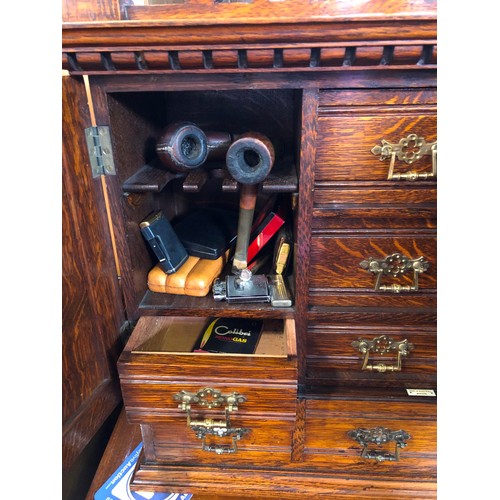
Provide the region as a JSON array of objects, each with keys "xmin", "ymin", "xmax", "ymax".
[{"xmin": 94, "ymin": 443, "xmax": 192, "ymax": 500}]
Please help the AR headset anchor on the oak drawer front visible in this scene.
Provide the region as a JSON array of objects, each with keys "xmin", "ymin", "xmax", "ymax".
[
  {"xmin": 304, "ymin": 398, "xmax": 436, "ymax": 479},
  {"xmin": 309, "ymin": 234, "xmax": 436, "ymax": 308},
  {"xmin": 315, "ymin": 90, "xmax": 436, "ymax": 183},
  {"xmin": 312, "ymin": 186, "xmax": 436, "ymax": 230},
  {"xmin": 120, "ymin": 380, "xmax": 297, "ymax": 415},
  {"xmin": 306, "ymin": 324, "xmax": 436, "ymax": 388},
  {"xmin": 318, "ymin": 89, "xmax": 437, "ymax": 108},
  {"xmin": 133, "ymin": 413, "xmax": 294, "ymax": 467}
]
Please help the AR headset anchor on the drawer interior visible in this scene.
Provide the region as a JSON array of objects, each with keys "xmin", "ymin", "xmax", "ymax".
[{"xmin": 127, "ymin": 315, "xmax": 296, "ymax": 358}]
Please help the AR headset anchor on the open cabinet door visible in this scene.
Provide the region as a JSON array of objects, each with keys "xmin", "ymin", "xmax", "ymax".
[{"xmin": 62, "ymin": 74, "xmax": 126, "ymax": 486}]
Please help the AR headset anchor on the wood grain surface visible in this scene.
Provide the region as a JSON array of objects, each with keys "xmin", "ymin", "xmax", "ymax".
[
  {"xmin": 309, "ymin": 234, "xmax": 436, "ymax": 288},
  {"xmin": 62, "ymin": 2, "xmax": 438, "ymax": 497},
  {"xmin": 124, "ymin": 0, "xmax": 437, "ymax": 24},
  {"xmin": 305, "ymin": 397, "xmax": 436, "ymax": 479},
  {"xmin": 62, "ymin": 75, "xmax": 125, "ymax": 471},
  {"xmin": 138, "ymin": 414, "xmax": 295, "ymax": 466},
  {"xmin": 306, "ymin": 322, "xmax": 436, "ymax": 388},
  {"xmin": 315, "ymin": 90, "xmax": 437, "ymax": 183}
]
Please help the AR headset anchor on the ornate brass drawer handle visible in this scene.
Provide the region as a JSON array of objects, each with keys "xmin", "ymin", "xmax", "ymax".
[
  {"xmin": 351, "ymin": 335, "xmax": 414, "ymax": 373},
  {"xmin": 191, "ymin": 425, "xmax": 250, "ymax": 455},
  {"xmin": 360, "ymin": 252, "xmax": 429, "ymax": 293},
  {"xmin": 371, "ymin": 133, "xmax": 437, "ymax": 181},
  {"xmin": 174, "ymin": 387, "xmax": 250, "ymax": 454},
  {"xmin": 348, "ymin": 426, "xmax": 411, "ymax": 462}
]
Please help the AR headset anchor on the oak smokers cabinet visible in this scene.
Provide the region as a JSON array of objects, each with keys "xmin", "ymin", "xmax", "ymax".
[{"xmin": 62, "ymin": 1, "xmax": 437, "ymax": 498}]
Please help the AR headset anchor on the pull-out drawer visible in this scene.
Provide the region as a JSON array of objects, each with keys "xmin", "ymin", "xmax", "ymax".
[
  {"xmin": 312, "ymin": 185, "xmax": 436, "ymax": 230},
  {"xmin": 315, "ymin": 89, "xmax": 437, "ymax": 183},
  {"xmin": 304, "ymin": 397, "xmax": 436, "ymax": 480},
  {"xmin": 309, "ymin": 233, "xmax": 436, "ymax": 308},
  {"xmin": 135, "ymin": 412, "xmax": 295, "ymax": 467},
  {"xmin": 118, "ymin": 315, "xmax": 297, "ymax": 465},
  {"xmin": 306, "ymin": 323, "xmax": 436, "ymax": 388}
]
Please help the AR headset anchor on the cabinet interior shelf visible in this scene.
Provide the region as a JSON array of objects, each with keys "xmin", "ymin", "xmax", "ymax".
[
  {"xmin": 122, "ymin": 157, "xmax": 298, "ymax": 194},
  {"xmin": 139, "ymin": 290, "xmax": 294, "ymax": 319}
]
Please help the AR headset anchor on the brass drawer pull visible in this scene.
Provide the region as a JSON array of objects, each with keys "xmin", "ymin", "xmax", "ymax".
[
  {"xmin": 192, "ymin": 425, "xmax": 249, "ymax": 455},
  {"xmin": 360, "ymin": 252, "xmax": 429, "ymax": 293},
  {"xmin": 174, "ymin": 387, "xmax": 250, "ymax": 454},
  {"xmin": 351, "ymin": 335, "xmax": 414, "ymax": 373},
  {"xmin": 371, "ymin": 133, "xmax": 437, "ymax": 181},
  {"xmin": 348, "ymin": 426, "xmax": 411, "ymax": 462}
]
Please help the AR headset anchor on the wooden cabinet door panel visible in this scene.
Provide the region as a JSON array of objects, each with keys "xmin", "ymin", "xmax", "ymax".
[{"xmin": 62, "ymin": 75, "xmax": 125, "ymax": 471}]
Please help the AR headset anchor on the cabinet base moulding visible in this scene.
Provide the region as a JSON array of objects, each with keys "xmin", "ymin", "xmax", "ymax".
[{"xmin": 131, "ymin": 454, "xmax": 437, "ymax": 499}]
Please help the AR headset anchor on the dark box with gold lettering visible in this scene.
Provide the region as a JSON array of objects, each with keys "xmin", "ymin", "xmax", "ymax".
[{"xmin": 193, "ymin": 317, "xmax": 263, "ymax": 354}]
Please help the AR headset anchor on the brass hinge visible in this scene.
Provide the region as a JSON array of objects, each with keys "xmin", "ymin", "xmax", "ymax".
[{"xmin": 85, "ymin": 126, "xmax": 116, "ymax": 178}]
